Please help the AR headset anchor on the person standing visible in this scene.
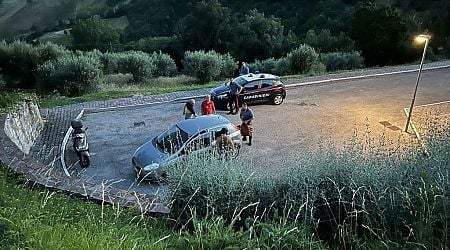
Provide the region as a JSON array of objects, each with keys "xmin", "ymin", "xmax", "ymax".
[
  {"xmin": 239, "ymin": 62, "xmax": 250, "ymax": 75},
  {"xmin": 201, "ymin": 94, "xmax": 216, "ymax": 115},
  {"xmin": 239, "ymin": 102, "xmax": 254, "ymax": 146},
  {"xmin": 183, "ymin": 99, "xmax": 197, "ymax": 119},
  {"xmin": 234, "ymin": 62, "xmax": 243, "ymax": 77},
  {"xmin": 228, "ymin": 79, "xmax": 243, "ymax": 115}
]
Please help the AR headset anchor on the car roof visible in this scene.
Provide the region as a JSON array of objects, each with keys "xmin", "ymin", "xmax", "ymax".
[
  {"xmin": 237, "ymin": 73, "xmax": 279, "ymax": 82},
  {"xmin": 177, "ymin": 115, "xmax": 231, "ymax": 135}
]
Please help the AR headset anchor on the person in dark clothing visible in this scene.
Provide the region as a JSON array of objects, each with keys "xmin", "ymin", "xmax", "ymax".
[
  {"xmin": 234, "ymin": 62, "xmax": 243, "ymax": 77},
  {"xmin": 228, "ymin": 80, "xmax": 243, "ymax": 115},
  {"xmin": 239, "ymin": 102, "xmax": 254, "ymax": 146},
  {"xmin": 239, "ymin": 62, "xmax": 250, "ymax": 75},
  {"xmin": 183, "ymin": 99, "xmax": 197, "ymax": 119}
]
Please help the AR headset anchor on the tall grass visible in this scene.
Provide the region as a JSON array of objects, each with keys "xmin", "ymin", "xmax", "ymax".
[
  {"xmin": 168, "ymin": 120, "xmax": 449, "ymax": 248},
  {"xmin": 0, "ymin": 166, "xmax": 323, "ymax": 249}
]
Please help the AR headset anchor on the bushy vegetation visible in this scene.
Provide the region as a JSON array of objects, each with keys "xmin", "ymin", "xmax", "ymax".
[
  {"xmin": 151, "ymin": 51, "xmax": 178, "ymax": 77},
  {"xmin": 169, "ymin": 122, "xmax": 450, "ymax": 248},
  {"xmin": 71, "ymin": 16, "xmax": 120, "ymax": 52},
  {"xmin": 286, "ymin": 45, "xmax": 320, "ymax": 74},
  {"xmin": 0, "ymin": 41, "xmax": 69, "ymax": 89},
  {"xmin": 37, "ymin": 54, "xmax": 102, "ymax": 96},
  {"xmin": 0, "ymin": 92, "xmax": 37, "ymax": 113},
  {"xmin": 320, "ymin": 51, "xmax": 364, "ymax": 72},
  {"xmin": 304, "ymin": 29, "xmax": 355, "ymax": 53},
  {"xmin": 117, "ymin": 51, "xmax": 155, "ymax": 82},
  {"xmin": 183, "ymin": 50, "xmax": 236, "ymax": 83},
  {"xmin": 0, "ymin": 166, "xmax": 324, "ymax": 249}
]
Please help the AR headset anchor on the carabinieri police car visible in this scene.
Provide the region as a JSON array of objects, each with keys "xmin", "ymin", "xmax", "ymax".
[{"xmin": 209, "ymin": 73, "xmax": 286, "ymax": 110}]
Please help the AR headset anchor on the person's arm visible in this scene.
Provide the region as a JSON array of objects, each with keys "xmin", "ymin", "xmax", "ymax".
[
  {"xmin": 187, "ymin": 103, "xmax": 196, "ymax": 116},
  {"xmin": 245, "ymin": 110, "xmax": 254, "ymax": 124},
  {"xmin": 237, "ymin": 84, "xmax": 243, "ymax": 95},
  {"xmin": 201, "ymin": 101, "xmax": 206, "ymax": 115}
]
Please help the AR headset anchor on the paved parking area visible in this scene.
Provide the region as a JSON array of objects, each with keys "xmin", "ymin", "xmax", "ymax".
[{"xmin": 62, "ymin": 68, "xmax": 450, "ymax": 195}]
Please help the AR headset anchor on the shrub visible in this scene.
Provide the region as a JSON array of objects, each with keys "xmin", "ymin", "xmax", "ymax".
[
  {"xmin": 219, "ymin": 53, "xmax": 236, "ymax": 78},
  {"xmin": 250, "ymin": 58, "xmax": 277, "ymax": 74},
  {"xmin": 183, "ymin": 50, "xmax": 236, "ymax": 83},
  {"xmin": 273, "ymin": 57, "xmax": 291, "ymax": 76},
  {"xmin": 286, "ymin": 45, "xmax": 319, "ymax": 74},
  {"xmin": 0, "ymin": 41, "xmax": 69, "ymax": 89},
  {"xmin": 119, "ymin": 51, "xmax": 155, "ymax": 82},
  {"xmin": 37, "ymin": 54, "xmax": 102, "ymax": 96},
  {"xmin": 150, "ymin": 51, "xmax": 177, "ymax": 77},
  {"xmin": 100, "ymin": 52, "xmax": 123, "ymax": 74},
  {"xmin": 320, "ymin": 51, "xmax": 364, "ymax": 72},
  {"xmin": 100, "ymin": 51, "xmax": 157, "ymax": 82}
]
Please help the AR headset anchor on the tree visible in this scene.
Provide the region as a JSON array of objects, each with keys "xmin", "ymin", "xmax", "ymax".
[
  {"xmin": 71, "ymin": 16, "xmax": 120, "ymax": 52},
  {"xmin": 233, "ymin": 9, "xmax": 297, "ymax": 62},
  {"xmin": 182, "ymin": 0, "xmax": 234, "ymax": 53},
  {"xmin": 350, "ymin": 3, "xmax": 413, "ymax": 66}
]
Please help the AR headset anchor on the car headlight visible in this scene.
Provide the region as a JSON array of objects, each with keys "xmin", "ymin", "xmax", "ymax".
[{"xmin": 143, "ymin": 163, "xmax": 159, "ymax": 171}]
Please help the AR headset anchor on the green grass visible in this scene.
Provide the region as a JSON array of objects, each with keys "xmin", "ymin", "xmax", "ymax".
[
  {"xmin": 39, "ymin": 75, "xmax": 218, "ymax": 108},
  {"xmin": 0, "ymin": 91, "xmax": 37, "ymax": 114},
  {"xmin": 0, "ymin": 166, "xmax": 323, "ymax": 249}
]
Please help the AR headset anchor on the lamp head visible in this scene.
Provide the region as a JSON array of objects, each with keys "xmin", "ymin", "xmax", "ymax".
[{"xmin": 415, "ymin": 34, "xmax": 431, "ymax": 44}]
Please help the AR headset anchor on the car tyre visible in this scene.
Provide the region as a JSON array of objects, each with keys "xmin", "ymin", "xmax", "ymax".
[
  {"xmin": 228, "ymin": 101, "xmax": 236, "ymax": 112},
  {"xmin": 272, "ymin": 94, "xmax": 284, "ymax": 105}
]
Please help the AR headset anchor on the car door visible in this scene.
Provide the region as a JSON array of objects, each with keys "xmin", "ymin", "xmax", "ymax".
[
  {"xmin": 182, "ymin": 131, "xmax": 212, "ymax": 156},
  {"xmin": 241, "ymin": 80, "xmax": 263, "ymax": 104}
]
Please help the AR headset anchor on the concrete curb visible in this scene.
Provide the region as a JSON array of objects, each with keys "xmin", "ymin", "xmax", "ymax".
[{"xmin": 285, "ymin": 64, "xmax": 450, "ymax": 88}]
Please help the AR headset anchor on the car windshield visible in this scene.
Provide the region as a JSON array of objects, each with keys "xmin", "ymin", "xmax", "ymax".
[
  {"xmin": 233, "ymin": 76, "xmax": 247, "ymax": 85},
  {"xmin": 156, "ymin": 125, "xmax": 189, "ymax": 154}
]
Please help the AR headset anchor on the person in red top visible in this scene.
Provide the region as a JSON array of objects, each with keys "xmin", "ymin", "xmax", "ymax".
[{"xmin": 201, "ymin": 94, "xmax": 216, "ymax": 115}]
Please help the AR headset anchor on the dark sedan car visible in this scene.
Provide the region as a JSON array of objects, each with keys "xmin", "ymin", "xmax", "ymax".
[
  {"xmin": 209, "ymin": 73, "xmax": 286, "ymax": 110},
  {"xmin": 132, "ymin": 115, "xmax": 241, "ymax": 181}
]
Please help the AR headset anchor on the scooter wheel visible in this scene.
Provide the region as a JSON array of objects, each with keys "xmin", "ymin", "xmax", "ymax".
[{"xmin": 80, "ymin": 156, "xmax": 90, "ymax": 168}]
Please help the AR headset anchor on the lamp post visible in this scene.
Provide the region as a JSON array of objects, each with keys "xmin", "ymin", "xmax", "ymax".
[{"xmin": 405, "ymin": 34, "xmax": 431, "ymax": 133}]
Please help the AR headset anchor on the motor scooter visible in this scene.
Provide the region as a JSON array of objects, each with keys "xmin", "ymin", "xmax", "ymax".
[{"xmin": 70, "ymin": 119, "xmax": 90, "ymax": 167}]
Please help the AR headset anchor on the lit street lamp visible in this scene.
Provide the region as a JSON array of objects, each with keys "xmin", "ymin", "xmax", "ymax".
[{"xmin": 405, "ymin": 34, "xmax": 431, "ymax": 133}]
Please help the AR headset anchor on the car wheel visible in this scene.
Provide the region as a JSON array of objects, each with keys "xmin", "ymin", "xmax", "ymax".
[
  {"xmin": 272, "ymin": 94, "xmax": 284, "ymax": 105},
  {"xmin": 229, "ymin": 101, "xmax": 236, "ymax": 111}
]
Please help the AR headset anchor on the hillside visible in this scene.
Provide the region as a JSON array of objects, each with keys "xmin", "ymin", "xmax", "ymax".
[
  {"xmin": 0, "ymin": 0, "xmax": 449, "ymax": 66},
  {"xmin": 0, "ymin": 0, "xmax": 116, "ymax": 39}
]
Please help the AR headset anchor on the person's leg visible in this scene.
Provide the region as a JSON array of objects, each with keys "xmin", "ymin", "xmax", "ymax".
[
  {"xmin": 234, "ymin": 95, "xmax": 239, "ymax": 114},
  {"xmin": 248, "ymin": 136, "xmax": 252, "ymax": 146},
  {"xmin": 227, "ymin": 95, "xmax": 234, "ymax": 114}
]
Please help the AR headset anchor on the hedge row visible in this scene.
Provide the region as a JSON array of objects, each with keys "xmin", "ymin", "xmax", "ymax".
[
  {"xmin": 0, "ymin": 41, "xmax": 180, "ymax": 96},
  {"xmin": 250, "ymin": 45, "xmax": 364, "ymax": 75},
  {"xmin": 1, "ymin": 41, "xmax": 365, "ymax": 97}
]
